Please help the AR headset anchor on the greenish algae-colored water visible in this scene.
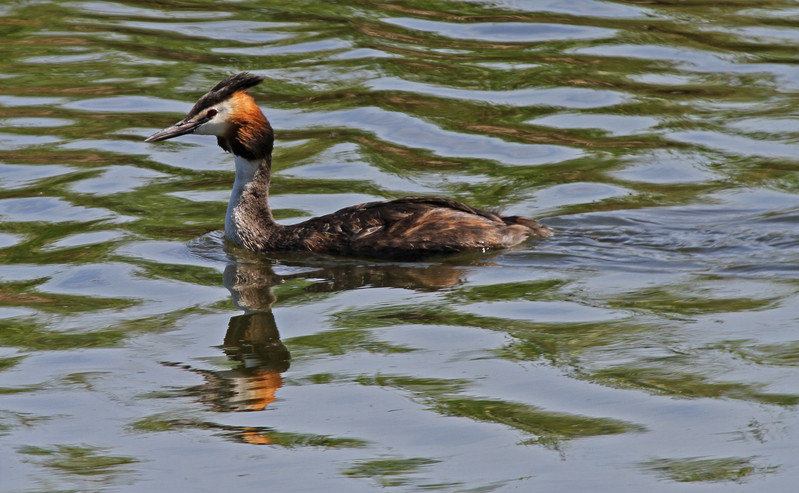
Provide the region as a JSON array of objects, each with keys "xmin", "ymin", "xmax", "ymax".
[{"xmin": 3, "ymin": 0, "xmax": 799, "ymax": 490}]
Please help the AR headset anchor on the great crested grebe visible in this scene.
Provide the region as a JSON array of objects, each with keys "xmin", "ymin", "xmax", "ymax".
[{"xmin": 145, "ymin": 72, "xmax": 552, "ymax": 260}]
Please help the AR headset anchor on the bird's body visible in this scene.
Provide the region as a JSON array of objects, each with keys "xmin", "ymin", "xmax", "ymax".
[{"xmin": 146, "ymin": 73, "xmax": 551, "ymax": 260}]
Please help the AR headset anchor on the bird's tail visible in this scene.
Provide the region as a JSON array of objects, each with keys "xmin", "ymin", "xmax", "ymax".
[{"xmin": 503, "ymin": 216, "xmax": 553, "ymax": 238}]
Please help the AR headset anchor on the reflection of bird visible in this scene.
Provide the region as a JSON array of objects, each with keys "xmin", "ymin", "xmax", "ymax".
[
  {"xmin": 173, "ymin": 311, "xmax": 288, "ymax": 414},
  {"xmin": 146, "ymin": 72, "xmax": 552, "ymax": 259}
]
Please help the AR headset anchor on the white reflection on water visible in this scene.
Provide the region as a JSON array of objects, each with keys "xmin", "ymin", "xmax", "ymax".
[
  {"xmin": 382, "ymin": 17, "xmax": 617, "ymax": 42},
  {"xmin": 527, "ymin": 113, "xmax": 658, "ymax": 135},
  {"xmin": 280, "ymin": 106, "xmax": 583, "ymax": 165},
  {"xmin": 368, "ymin": 77, "xmax": 629, "ymax": 108},
  {"xmin": 121, "ymin": 20, "xmax": 296, "ymax": 44},
  {"xmin": 0, "ymin": 197, "xmax": 122, "ymax": 223}
]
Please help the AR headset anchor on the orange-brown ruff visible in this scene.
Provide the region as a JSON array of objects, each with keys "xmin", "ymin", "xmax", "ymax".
[{"xmin": 145, "ymin": 73, "xmax": 552, "ymax": 260}]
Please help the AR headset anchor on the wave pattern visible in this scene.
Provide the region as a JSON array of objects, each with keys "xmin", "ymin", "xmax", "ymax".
[{"xmin": 2, "ymin": 0, "xmax": 799, "ymax": 490}]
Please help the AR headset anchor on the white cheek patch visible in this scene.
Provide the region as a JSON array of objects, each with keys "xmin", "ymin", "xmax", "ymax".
[
  {"xmin": 195, "ymin": 120, "xmax": 228, "ymax": 136},
  {"xmin": 194, "ymin": 101, "xmax": 234, "ymax": 136}
]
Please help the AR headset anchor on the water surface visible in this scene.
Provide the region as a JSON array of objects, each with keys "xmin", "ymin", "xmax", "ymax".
[{"xmin": 2, "ymin": 0, "xmax": 799, "ymax": 490}]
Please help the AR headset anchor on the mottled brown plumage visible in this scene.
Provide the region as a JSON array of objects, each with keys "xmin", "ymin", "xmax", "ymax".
[{"xmin": 145, "ymin": 73, "xmax": 552, "ymax": 260}]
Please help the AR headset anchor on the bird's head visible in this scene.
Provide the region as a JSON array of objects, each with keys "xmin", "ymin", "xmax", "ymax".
[{"xmin": 145, "ymin": 72, "xmax": 273, "ymax": 161}]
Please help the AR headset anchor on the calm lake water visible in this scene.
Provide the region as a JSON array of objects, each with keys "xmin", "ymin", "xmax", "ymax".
[{"xmin": 3, "ymin": 0, "xmax": 799, "ymax": 491}]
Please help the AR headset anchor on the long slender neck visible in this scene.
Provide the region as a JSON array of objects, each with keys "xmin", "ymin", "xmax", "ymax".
[{"xmin": 225, "ymin": 153, "xmax": 278, "ymax": 249}]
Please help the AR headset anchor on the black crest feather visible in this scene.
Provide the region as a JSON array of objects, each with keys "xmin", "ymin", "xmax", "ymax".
[{"xmin": 186, "ymin": 72, "xmax": 265, "ymax": 118}]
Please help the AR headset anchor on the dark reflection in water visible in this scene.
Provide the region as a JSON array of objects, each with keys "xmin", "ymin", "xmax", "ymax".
[
  {"xmin": 182, "ymin": 310, "xmax": 289, "ymax": 414},
  {"xmin": 181, "ymin": 252, "xmax": 470, "ymax": 414},
  {"xmin": 167, "ymin": 253, "xmax": 483, "ymax": 446},
  {"xmin": 224, "ymin": 311, "xmax": 289, "ymax": 377},
  {"xmin": 173, "ymin": 263, "xmax": 291, "ymax": 419}
]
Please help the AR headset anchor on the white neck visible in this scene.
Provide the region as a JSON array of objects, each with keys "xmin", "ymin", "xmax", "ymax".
[{"xmin": 225, "ymin": 154, "xmax": 264, "ymax": 244}]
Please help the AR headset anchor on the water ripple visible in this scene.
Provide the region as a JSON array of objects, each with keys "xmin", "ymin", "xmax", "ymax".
[
  {"xmin": 469, "ymin": 0, "xmax": 654, "ymax": 18},
  {"xmin": 280, "ymin": 106, "xmax": 583, "ymax": 165},
  {"xmin": 70, "ymin": 1, "xmax": 231, "ymax": 19},
  {"xmin": 121, "ymin": 20, "xmax": 296, "ymax": 44},
  {"xmin": 368, "ymin": 77, "xmax": 629, "ymax": 108},
  {"xmin": 0, "ymin": 197, "xmax": 123, "ymax": 223},
  {"xmin": 215, "ymin": 39, "xmax": 352, "ymax": 56},
  {"xmin": 382, "ymin": 17, "xmax": 617, "ymax": 42}
]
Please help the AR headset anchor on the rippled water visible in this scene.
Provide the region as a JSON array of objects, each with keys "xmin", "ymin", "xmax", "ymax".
[{"xmin": 3, "ymin": 0, "xmax": 799, "ymax": 490}]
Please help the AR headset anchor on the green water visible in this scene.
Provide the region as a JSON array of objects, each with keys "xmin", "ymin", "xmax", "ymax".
[{"xmin": 3, "ymin": 0, "xmax": 799, "ymax": 490}]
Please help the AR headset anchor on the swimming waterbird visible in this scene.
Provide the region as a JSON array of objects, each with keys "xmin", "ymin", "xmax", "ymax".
[{"xmin": 145, "ymin": 73, "xmax": 551, "ymax": 260}]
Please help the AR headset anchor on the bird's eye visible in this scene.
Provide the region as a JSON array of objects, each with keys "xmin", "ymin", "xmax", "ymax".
[{"xmin": 207, "ymin": 109, "xmax": 218, "ymax": 118}]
